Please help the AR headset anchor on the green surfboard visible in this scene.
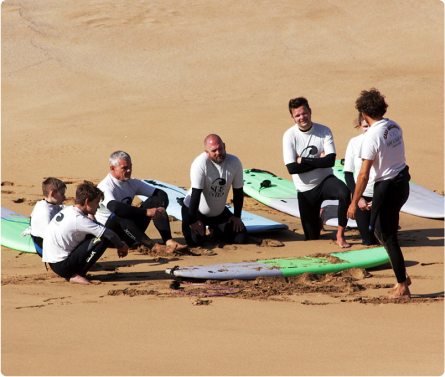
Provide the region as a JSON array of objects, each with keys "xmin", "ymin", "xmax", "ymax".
[
  {"xmin": 242, "ymin": 162, "xmax": 357, "ymax": 227},
  {"xmin": 166, "ymin": 247, "xmax": 390, "ymax": 280},
  {"xmin": 1, "ymin": 207, "xmax": 37, "ymax": 253}
]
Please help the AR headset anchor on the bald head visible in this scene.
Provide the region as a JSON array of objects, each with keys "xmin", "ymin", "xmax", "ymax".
[
  {"xmin": 204, "ymin": 134, "xmax": 223, "ymax": 148},
  {"xmin": 204, "ymin": 134, "xmax": 226, "ymax": 164}
]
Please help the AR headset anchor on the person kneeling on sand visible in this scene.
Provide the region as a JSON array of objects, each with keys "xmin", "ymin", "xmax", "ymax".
[
  {"xmin": 95, "ymin": 150, "xmax": 188, "ymax": 253},
  {"xmin": 181, "ymin": 134, "xmax": 248, "ymax": 247},
  {"xmin": 42, "ymin": 181, "xmax": 129, "ymax": 285},
  {"xmin": 283, "ymin": 96, "xmax": 351, "ymax": 248}
]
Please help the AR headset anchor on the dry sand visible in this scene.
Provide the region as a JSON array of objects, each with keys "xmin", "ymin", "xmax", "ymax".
[{"xmin": 1, "ymin": 0, "xmax": 444, "ymax": 375}]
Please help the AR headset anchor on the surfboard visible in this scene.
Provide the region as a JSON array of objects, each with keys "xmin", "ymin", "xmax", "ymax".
[
  {"xmin": 138, "ymin": 180, "xmax": 288, "ymax": 233},
  {"xmin": 334, "ymin": 159, "xmax": 443, "ymax": 219},
  {"xmin": 242, "ymin": 168, "xmax": 358, "ymax": 228},
  {"xmin": 1, "ymin": 207, "xmax": 37, "ymax": 253},
  {"xmin": 166, "ymin": 246, "xmax": 389, "ymax": 280},
  {"xmin": 402, "ymin": 182, "xmax": 444, "ymax": 219}
]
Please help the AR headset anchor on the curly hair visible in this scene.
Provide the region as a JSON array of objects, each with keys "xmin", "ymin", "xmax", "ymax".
[
  {"xmin": 355, "ymin": 88, "xmax": 388, "ymax": 119},
  {"xmin": 75, "ymin": 181, "xmax": 104, "ymax": 205},
  {"xmin": 288, "ymin": 97, "xmax": 311, "ymax": 115}
]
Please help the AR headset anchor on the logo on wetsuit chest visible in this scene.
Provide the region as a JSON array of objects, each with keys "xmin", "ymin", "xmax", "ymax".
[
  {"xmin": 209, "ymin": 177, "xmax": 226, "ymax": 198},
  {"xmin": 122, "ymin": 196, "xmax": 132, "ymax": 205}
]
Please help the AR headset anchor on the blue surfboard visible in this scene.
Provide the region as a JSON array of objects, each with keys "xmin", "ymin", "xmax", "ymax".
[{"xmin": 138, "ymin": 180, "xmax": 288, "ymax": 233}]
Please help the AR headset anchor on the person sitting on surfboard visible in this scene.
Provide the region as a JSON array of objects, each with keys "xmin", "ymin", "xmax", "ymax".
[
  {"xmin": 95, "ymin": 150, "xmax": 188, "ymax": 253},
  {"xmin": 42, "ymin": 181, "xmax": 129, "ymax": 285},
  {"xmin": 283, "ymin": 97, "xmax": 351, "ymax": 248},
  {"xmin": 180, "ymin": 134, "xmax": 248, "ymax": 247},
  {"xmin": 343, "ymin": 114, "xmax": 379, "ymax": 246},
  {"xmin": 348, "ymin": 88, "xmax": 411, "ymax": 299},
  {"xmin": 21, "ymin": 177, "xmax": 67, "ymax": 256}
]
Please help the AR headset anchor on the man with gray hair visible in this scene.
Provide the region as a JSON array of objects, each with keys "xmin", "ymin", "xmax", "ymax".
[{"xmin": 95, "ymin": 151, "xmax": 187, "ymax": 253}]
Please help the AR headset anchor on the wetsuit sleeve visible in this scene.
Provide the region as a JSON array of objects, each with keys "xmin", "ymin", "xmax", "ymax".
[
  {"xmin": 232, "ymin": 188, "xmax": 244, "ymax": 218},
  {"xmin": 107, "ymin": 200, "xmax": 147, "ymax": 218},
  {"xmin": 344, "ymin": 171, "xmax": 356, "ymax": 194},
  {"xmin": 102, "ymin": 228, "xmax": 125, "ymax": 249},
  {"xmin": 286, "ymin": 162, "xmax": 316, "ymax": 174},
  {"xmin": 188, "ymin": 188, "xmax": 202, "ymax": 223},
  {"xmin": 300, "ymin": 153, "xmax": 336, "ymax": 168}
]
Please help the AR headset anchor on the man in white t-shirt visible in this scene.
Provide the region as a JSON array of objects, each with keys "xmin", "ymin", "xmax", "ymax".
[
  {"xmin": 43, "ymin": 181, "xmax": 128, "ymax": 285},
  {"xmin": 181, "ymin": 134, "xmax": 248, "ymax": 247},
  {"xmin": 95, "ymin": 151, "xmax": 187, "ymax": 253},
  {"xmin": 348, "ymin": 88, "xmax": 411, "ymax": 299},
  {"xmin": 283, "ymin": 97, "xmax": 351, "ymax": 247}
]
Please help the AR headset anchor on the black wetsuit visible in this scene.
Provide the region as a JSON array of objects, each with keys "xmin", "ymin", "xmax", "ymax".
[
  {"xmin": 181, "ymin": 187, "xmax": 248, "ymax": 247},
  {"xmin": 104, "ymin": 189, "xmax": 172, "ymax": 246}
]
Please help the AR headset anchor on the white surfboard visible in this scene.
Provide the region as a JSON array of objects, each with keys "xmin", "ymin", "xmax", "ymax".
[
  {"xmin": 138, "ymin": 179, "xmax": 289, "ymax": 233},
  {"xmin": 401, "ymin": 183, "xmax": 444, "ymax": 219}
]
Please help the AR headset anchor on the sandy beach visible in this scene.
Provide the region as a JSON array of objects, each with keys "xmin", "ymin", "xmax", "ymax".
[{"xmin": 1, "ymin": 1, "xmax": 444, "ymax": 375}]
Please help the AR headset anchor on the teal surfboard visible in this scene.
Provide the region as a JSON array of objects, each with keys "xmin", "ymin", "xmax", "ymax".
[
  {"xmin": 1, "ymin": 207, "xmax": 37, "ymax": 253},
  {"xmin": 242, "ymin": 165, "xmax": 358, "ymax": 228},
  {"xmin": 166, "ymin": 246, "xmax": 389, "ymax": 279}
]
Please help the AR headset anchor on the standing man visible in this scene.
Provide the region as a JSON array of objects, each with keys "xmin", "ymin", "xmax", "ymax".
[
  {"xmin": 348, "ymin": 88, "xmax": 411, "ymax": 299},
  {"xmin": 283, "ymin": 97, "xmax": 351, "ymax": 247},
  {"xmin": 95, "ymin": 151, "xmax": 188, "ymax": 253},
  {"xmin": 181, "ymin": 134, "xmax": 248, "ymax": 247}
]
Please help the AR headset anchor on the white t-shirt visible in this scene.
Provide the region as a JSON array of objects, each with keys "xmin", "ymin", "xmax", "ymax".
[
  {"xmin": 344, "ymin": 133, "xmax": 375, "ymax": 197},
  {"xmin": 183, "ymin": 152, "xmax": 244, "ymax": 217},
  {"xmin": 42, "ymin": 206, "xmax": 106, "ymax": 263},
  {"xmin": 283, "ymin": 123, "xmax": 336, "ymax": 192},
  {"xmin": 95, "ymin": 174, "xmax": 156, "ymax": 225},
  {"xmin": 29, "ymin": 200, "xmax": 65, "ymax": 238},
  {"xmin": 359, "ymin": 118, "xmax": 406, "ymax": 182}
]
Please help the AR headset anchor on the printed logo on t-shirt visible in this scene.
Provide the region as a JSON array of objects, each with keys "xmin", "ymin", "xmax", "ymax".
[
  {"xmin": 301, "ymin": 145, "xmax": 318, "ymax": 158},
  {"xmin": 384, "ymin": 124, "xmax": 402, "ymax": 148},
  {"xmin": 383, "ymin": 124, "xmax": 399, "ymax": 139},
  {"xmin": 209, "ymin": 177, "xmax": 226, "ymax": 198},
  {"xmin": 56, "ymin": 213, "xmax": 64, "ymax": 222}
]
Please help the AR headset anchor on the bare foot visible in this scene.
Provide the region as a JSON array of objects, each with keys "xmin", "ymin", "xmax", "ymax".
[
  {"xmin": 386, "ymin": 282, "xmax": 411, "ymax": 299},
  {"xmin": 166, "ymin": 240, "xmax": 189, "ymax": 254},
  {"xmin": 69, "ymin": 274, "xmax": 91, "ymax": 285},
  {"xmin": 336, "ymin": 226, "xmax": 350, "ymax": 248},
  {"xmin": 336, "ymin": 237, "xmax": 351, "ymax": 248},
  {"xmin": 390, "ymin": 274, "xmax": 412, "ymax": 292}
]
